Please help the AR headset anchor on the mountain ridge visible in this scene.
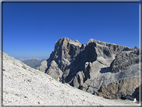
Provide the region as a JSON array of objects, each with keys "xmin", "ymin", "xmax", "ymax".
[
  {"xmin": 22, "ymin": 58, "xmax": 45, "ymax": 69},
  {"xmin": 39, "ymin": 37, "xmax": 141, "ymax": 100},
  {"xmin": 18, "ymin": 58, "xmax": 44, "ymax": 61}
]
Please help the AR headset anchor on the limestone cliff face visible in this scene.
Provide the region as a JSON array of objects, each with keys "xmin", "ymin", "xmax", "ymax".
[
  {"xmin": 95, "ymin": 77, "xmax": 139, "ymax": 99},
  {"xmin": 110, "ymin": 49, "xmax": 139, "ymax": 73},
  {"xmin": 39, "ymin": 37, "xmax": 141, "ymax": 99}
]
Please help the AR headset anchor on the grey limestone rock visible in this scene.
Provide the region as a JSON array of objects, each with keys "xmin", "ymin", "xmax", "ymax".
[
  {"xmin": 45, "ymin": 60, "xmax": 63, "ymax": 81},
  {"xmin": 38, "ymin": 59, "xmax": 48, "ymax": 72},
  {"xmin": 110, "ymin": 49, "xmax": 139, "ymax": 73},
  {"xmin": 95, "ymin": 77, "xmax": 139, "ymax": 99},
  {"xmin": 39, "ymin": 37, "xmax": 140, "ymax": 99}
]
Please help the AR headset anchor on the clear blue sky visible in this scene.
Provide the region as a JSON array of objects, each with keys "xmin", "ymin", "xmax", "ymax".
[{"xmin": 3, "ymin": 3, "xmax": 139, "ymax": 59}]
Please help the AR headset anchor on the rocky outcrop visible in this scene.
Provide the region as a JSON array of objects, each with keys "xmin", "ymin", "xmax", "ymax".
[
  {"xmin": 110, "ymin": 49, "xmax": 139, "ymax": 73},
  {"xmin": 95, "ymin": 77, "xmax": 139, "ymax": 99},
  {"xmin": 39, "ymin": 37, "xmax": 141, "ymax": 99}
]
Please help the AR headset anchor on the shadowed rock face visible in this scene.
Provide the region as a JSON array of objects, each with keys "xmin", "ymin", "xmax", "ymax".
[
  {"xmin": 39, "ymin": 37, "xmax": 141, "ymax": 99},
  {"xmin": 132, "ymin": 84, "xmax": 141, "ymax": 102},
  {"xmin": 95, "ymin": 77, "xmax": 139, "ymax": 99},
  {"xmin": 110, "ymin": 49, "xmax": 139, "ymax": 73}
]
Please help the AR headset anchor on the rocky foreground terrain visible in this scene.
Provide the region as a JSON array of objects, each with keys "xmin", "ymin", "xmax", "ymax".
[
  {"xmin": 1, "ymin": 51, "xmax": 141, "ymax": 106},
  {"xmin": 39, "ymin": 37, "xmax": 141, "ymax": 100}
]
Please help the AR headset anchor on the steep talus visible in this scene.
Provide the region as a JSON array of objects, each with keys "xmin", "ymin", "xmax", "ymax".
[
  {"xmin": 39, "ymin": 37, "xmax": 141, "ymax": 100},
  {"xmin": 2, "ymin": 51, "xmax": 140, "ymax": 105}
]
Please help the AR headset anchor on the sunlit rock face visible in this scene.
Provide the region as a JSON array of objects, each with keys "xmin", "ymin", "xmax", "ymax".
[{"xmin": 39, "ymin": 37, "xmax": 141, "ymax": 99}]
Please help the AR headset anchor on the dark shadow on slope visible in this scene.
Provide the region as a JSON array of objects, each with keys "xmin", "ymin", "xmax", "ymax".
[
  {"xmin": 100, "ymin": 67, "xmax": 111, "ymax": 73},
  {"xmin": 63, "ymin": 49, "xmax": 86, "ymax": 83},
  {"xmin": 45, "ymin": 41, "xmax": 98, "ymax": 85},
  {"xmin": 45, "ymin": 58, "xmax": 51, "ymax": 73},
  {"xmin": 132, "ymin": 84, "xmax": 142, "ymax": 103},
  {"xmin": 64, "ymin": 42, "xmax": 98, "ymax": 84}
]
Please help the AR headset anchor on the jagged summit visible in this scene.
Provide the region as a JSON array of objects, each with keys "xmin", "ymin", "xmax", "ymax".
[
  {"xmin": 54, "ymin": 37, "xmax": 82, "ymax": 50},
  {"xmin": 39, "ymin": 37, "xmax": 140, "ymax": 100},
  {"xmin": 87, "ymin": 38, "xmax": 133, "ymax": 49}
]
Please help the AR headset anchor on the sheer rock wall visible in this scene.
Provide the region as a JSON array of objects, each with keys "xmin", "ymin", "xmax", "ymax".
[{"xmin": 39, "ymin": 37, "xmax": 140, "ymax": 99}]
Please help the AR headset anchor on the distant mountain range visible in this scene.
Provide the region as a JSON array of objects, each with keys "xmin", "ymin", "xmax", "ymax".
[
  {"xmin": 22, "ymin": 58, "xmax": 45, "ymax": 69},
  {"xmin": 18, "ymin": 58, "xmax": 43, "ymax": 61}
]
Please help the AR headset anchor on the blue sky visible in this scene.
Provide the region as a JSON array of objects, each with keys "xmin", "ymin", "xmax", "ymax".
[{"xmin": 3, "ymin": 2, "xmax": 139, "ymax": 59}]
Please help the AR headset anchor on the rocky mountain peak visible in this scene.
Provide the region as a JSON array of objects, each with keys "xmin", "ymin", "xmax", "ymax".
[
  {"xmin": 54, "ymin": 37, "xmax": 69, "ymax": 50},
  {"xmin": 134, "ymin": 46, "xmax": 139, "ymax": 50},
  {"xmin": 39, "ymin": 37, "xmax": 141, "ymax": 100},
  {"xmin": 87, "ymin": 38, "xmax": 96, "ymax": 45}
]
